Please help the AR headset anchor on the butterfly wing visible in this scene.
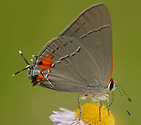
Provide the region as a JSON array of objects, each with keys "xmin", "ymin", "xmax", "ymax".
[
  {"xmin": 59, "ymin": 4, "xmax": 113, "ymax": 87},
  {"xmin": 32, "ymin": 4, "xmax": 112, "ymax": 93}
]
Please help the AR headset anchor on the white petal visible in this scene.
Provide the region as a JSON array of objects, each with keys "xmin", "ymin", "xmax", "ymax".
[{"xmin": 49, "ymin": 108, "xmax": 88, "ymax": 125}]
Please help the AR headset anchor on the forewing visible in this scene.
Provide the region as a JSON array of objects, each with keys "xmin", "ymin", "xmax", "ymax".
[{"xmin": 59, "ymin": 4, "xmax": 113, "ymax": 87}]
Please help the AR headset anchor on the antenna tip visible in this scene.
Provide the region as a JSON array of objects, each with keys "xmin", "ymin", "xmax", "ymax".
[
  {"xmin": 128, "ymin": 98, "xmax": 132, "ymax": 102},
  {"xmin": 127, "ymin": 110, "xmax": 132, "ymax": 117},
  {"xmin": 12, "ymin": 74, "xmax": 15, "ymax": 77},
  {"xmin": 19, "ymin": 51, "xmax": 22, "ymax": 54}
]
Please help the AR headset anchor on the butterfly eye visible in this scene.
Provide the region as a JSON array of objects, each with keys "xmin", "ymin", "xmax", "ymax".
[{"xmin": 108, "ymin": 78, "xmax": 116, "ymax": 91}]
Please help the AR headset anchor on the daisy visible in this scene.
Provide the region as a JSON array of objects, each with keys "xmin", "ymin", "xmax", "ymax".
[{"xmin": 50, "ymin": 102, "xmax": 115, "ymax": 125}]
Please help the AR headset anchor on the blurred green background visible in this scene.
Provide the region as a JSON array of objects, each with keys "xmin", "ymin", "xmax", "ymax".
[{"xmin": 0, "ymin": 0, "xmax": 140, "ymax": 124}]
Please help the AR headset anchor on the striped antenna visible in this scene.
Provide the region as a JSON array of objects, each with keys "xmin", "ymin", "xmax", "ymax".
[{"xmin": 116, "ymin": 85, "xmax": 132, "ymax": 117}]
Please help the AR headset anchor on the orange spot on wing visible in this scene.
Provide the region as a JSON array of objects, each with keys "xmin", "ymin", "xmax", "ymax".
[
  {"xmin": 38, "ymin": 54, "xmax": 54, "ymax": 70},
  {"xmin": 111, "ymin": 78, "xmax": 114, "ymax": 83},
  {"xmin": 37, "ymin": 73, "xmax": 45, "ymax": 81}
]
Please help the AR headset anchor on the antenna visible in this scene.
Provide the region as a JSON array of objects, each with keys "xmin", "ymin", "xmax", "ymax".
[
  {"xmin": 19, "ymin": 51, "xmax": 30, "ymax": 65},
  {"xmin": 116, "ymin": 85, "xmax": 132, "ymax": 117},
  {"xmin": 12, "ymin": 51, "xmax": 31, "ymax": 76},
  {"xmin": 116, "ymin": 82, "xmax": 132, "ymax": 102}
]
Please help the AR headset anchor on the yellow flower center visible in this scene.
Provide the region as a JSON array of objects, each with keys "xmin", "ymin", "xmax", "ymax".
[{"xmin": 76, "ymin": 102, "xmax": 115, "ymax": 125}]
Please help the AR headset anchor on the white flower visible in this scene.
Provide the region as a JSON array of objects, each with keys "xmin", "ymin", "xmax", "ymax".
[{"xmin": 49, "ymin": 108, "xmax": 88, "ymax": 125}]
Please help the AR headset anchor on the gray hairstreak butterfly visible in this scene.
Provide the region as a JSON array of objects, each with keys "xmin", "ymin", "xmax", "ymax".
[{"xmin": 13, "ymin": 3, "xmax": 131, "ymax": 119}]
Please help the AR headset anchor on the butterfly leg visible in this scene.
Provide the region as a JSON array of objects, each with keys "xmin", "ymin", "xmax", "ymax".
[
  {"xmin": 70, "ymin": 96, "xmax": 83, "ymax": 125},
  {"xmin": 78, "ymin": 95, "xmax": 82, "ymax": 120},
  {"xmin": 99, "ymin": 99, "xmax": 102, "ymax": 121},
  {"xmin": 106, "ymin": 94, "xmax": 110, "ymax": 115}
]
